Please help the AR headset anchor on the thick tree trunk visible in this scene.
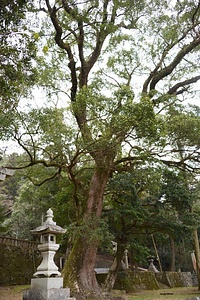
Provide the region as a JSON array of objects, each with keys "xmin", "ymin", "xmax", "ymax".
[
  {"xmin": 103, "ymin": 242, "xmax": 126, "ymax": 292},
  {"xmin": 62, "ymin": 166, "xmax": 110, "ymax": 296},
  {"xmin": 63, "ymin": 236, "xmax": 100, "ymax": 292},
  {"xmin": 193, "ymin": 229, "xmax": 200, "ymax": 290}
]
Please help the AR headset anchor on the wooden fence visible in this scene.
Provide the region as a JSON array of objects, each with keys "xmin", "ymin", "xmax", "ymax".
[{"xmin": 0, "ymin": 235, "xmax": 39, "ymax": 251}]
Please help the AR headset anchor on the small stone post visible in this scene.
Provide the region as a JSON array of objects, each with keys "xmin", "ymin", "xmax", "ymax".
[
  {"xmin": 148, "ymin": 257, "xmax": 159, "ymax": 273},
  {"xmin": 23, "ymin": 208, "xmax": 75, "ymax": 300},
  {"xmin": 0, "ymin": 167, "xmax": 15, "ymax": 181},
  {"xmin": 124, "ymin": 249, "xmax": 129, "ymax": 269}
]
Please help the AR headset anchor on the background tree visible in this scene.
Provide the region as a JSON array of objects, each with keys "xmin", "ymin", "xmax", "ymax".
[
  {"xmin": 0, "ymin": 204, "xmax": 7, "ymax": 233},
  {"xmin": 103, "ymin": 166, "xmax": 199, "ymax": 290},
  {"xmin": 0, "ymin": 0, "xmax": 38, "ymax": 158},
  {"xmin": 0, "ymin": 0, "xmax": 37, "ymax": 107},
  {"xmin": 0, "ymin": 0, "xmax": 200, "ymax": 297}
]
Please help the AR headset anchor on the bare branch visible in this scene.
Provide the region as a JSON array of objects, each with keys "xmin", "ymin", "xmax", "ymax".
[
  {"xmin": 86, "ymin": 0, "xmax": 117, "ymax": 76},
  {"xmin": 167, "ymin": 75, "xmax": 200, "ymax": 95},
  {"xmin": 149, "ymin": 36, "xmax": 200, "ymax": 91},
  {"xmin": 13, "ymin": 133, "xmax": 34, "ymax": 163},
  {"xmin": 28, "ymin": 168, "xmax": 62, "ymax": 186},
  {"xmin": 45, "ymin": 0, "xmax": 77, "ymax": 101},
  {"xmin": 143, "ymin": 24, "xmax": 200, "ymax": 94}
]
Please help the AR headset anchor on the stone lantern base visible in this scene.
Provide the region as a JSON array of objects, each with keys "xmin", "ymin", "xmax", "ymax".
[
  {"xmin": 23, "ymin": 278, "xmax": 75, "ymax": 300},
  {"xmin": 31, "ymin": 277, "xmax": 64, "ymax": 290}
]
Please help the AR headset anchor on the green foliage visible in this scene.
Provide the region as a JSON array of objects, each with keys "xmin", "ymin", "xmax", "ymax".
[
  {"xmin": 166, "ymin": 105, "xmax": 200, "ymax": 147},
  {"xmin": 161, "ymin": 170, "xmax": 191, "ymax": 209},
  {"xmin": 74, "ymin": 85, "xmax": 158, "ymax": 148},
  {"xmin": 0, "ymin": 1, "xmax": 37, "ymax": 111},
  {"xmin": 5, "ymin": 173, "xmax": 74, "ymax": 239},
  {"xmin": 67, "ymin": 215, "xmax": 113, "ymax": 248},
  {"xmin": 1, "ymin": 0, "xmax": 200, "ymax": 290},
  {"xmin": 104, "ymin": 170, "xmax": 163, "ymax": 249},
  {"xmin": 103, "ymin": 167, "xmax": 199, "ymax": 267},
  {"xmin": 0, "ymin": 204, "xmax": 7, "ymax": 233},
  {"xmin": 129, "ymin": 240, "xmax": 151, "ymax": 266}
]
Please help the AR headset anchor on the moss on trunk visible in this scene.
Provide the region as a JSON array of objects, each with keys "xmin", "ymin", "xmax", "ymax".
[{"xmin": 62, "ymin": 164, "xmax": 112, "ymax": 296}]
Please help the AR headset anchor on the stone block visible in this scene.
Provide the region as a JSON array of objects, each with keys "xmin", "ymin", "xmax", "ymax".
[
  {"xmin": 180, "ymin": 272, "xmax": 193, "ymax": 287},
  {"xmin": 23, "ymin": 289, "xmax": 43, "ymax": 300},
  {"xmin": 113, "ymin": 271, "xmax": 159, "ymax": 292},
  {"xmin": 23, "ymin": 288, "xmax": 75, "ymax": 300},
  {"xmin": 31, "ymin": 277, "xmax": 64, "ymax": 290}
]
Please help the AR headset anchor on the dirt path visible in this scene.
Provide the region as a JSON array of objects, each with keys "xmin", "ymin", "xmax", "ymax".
[{"xmin": 0, "ymin": 286, "xmax": 28, "ymax": 300}]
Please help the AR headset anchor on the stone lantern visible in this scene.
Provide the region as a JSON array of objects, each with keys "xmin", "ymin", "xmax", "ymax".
[
  {"xmin": 23, "ymin": 208, "xmax": 75, "ymax": 300},
  {"xmin": 0, "ymin": 167, "xmax": 15, "ymax": 181},
  {"xmin": 31, "ymin": 208, "xmax": 66, "ymax": 278}
]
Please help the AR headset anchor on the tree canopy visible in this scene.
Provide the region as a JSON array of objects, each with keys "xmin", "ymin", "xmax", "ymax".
[{"xmin": 0, "ymin": 0, "xmax": 200, "ymax": 298}]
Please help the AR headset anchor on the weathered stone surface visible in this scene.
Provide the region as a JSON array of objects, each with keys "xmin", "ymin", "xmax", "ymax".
[
  {"xmin": 113, "ymin": 271, "xmax": 160, "ymax": 292},
  {"xmin": 180, "ymin": 272, "xmax": 194, "ymax": 287},
  {"xmin": 31, "ymin": 277, "xmax": 64, "ymax": 290},
  {"xmin": 155, "ymin": 272, "xmax": 191, "ymax": 288},
  {"xmin": 31, "ymin": 208, "xmax": 66, "ymax": 278},
  {"xmin": 192, "ymin": 272, "xmax": 198, "ymax": 286},
  {"xmin": 23, "ymin": 288, "xmax": 75, "ymax": 300},
  {"xmin": 97, "ymin": 271, "xmax": 194, "ymax": 293},
  {"xmin": 23, "ymin": 289, "xmax": 43, "ymax": 300}
]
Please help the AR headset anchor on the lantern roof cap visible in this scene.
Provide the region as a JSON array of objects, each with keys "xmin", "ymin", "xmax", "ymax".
[{"xmin": 31, "ymin": 208, "xmax": 66, "ymax": 235}]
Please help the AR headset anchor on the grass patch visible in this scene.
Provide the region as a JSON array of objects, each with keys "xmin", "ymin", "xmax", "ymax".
[
  {"xmin": 11, "ymin": 285, "xmax": 30, "ymax": 293},
  {"xmin": 126, "ymin": 287, "xmax": 200, "ymax": 300}
]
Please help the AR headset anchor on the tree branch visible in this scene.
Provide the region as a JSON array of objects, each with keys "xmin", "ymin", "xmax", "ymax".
[
  {"xmin": 27, "ymin": 168, "xmax": 62, "ymax": 186},
  {"xmin": 86, "ymin": 0, "xmax": 116, "ymax": 76},
  {"xmin": 143, "ymin": 24, "xmax": 200, "ymax": 94},
  {"xmin": 45, "ymin": 0, "xmax": 77, "ymax": 101},
  {"xmin": 167, "ymin": 75, "xmax": 200, "ymax": 95},
  {"xmin": 149, "ymin": 36, "xmax": 200, "ymax": 91}
]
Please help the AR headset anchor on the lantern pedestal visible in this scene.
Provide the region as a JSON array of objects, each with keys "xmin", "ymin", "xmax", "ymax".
[
  {"xmin": 23, "ymin": 278, "xmax": 74, "ymax": 300},
  {"xmin": 31, "ymin": 277, "xmax": 64, "ymax": 290},
  {"xmin": 33, "ymin": 243, "xmax": 61, "ymax": 277}
]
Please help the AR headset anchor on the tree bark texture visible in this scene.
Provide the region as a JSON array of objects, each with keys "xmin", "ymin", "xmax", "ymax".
[
  {"xmin": 170, "ymin": 237, "xmax": 176, "ymax": 272},
  {"xmin": 103, "ymin": 242, "xmax": 126, "ymax": 291},
  {"xmin": 62, "ymin": 166, "xmax": 111, "ymax": 295},
  {"xmin": 193, "ymin": 229, "xmax": 200, "ymax": 290}
]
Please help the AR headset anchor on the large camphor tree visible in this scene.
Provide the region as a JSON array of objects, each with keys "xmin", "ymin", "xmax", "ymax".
[{"xmin": 1, "ymin": 0, "xmax": 200, "ymax": 297}]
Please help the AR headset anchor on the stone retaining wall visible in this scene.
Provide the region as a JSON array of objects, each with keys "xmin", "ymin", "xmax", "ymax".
[
  {"xmin": 114, "ymin": 270, "xmax": 160, "ymax": 292},
  {"xmin": 155, "ymin": 272, "xmax": 193, "ymax": 288},
  {"xmin": 0, "ymin": 243, "xmax": 196, "ymax": 291},
  {"xmin": 114, "ymin": 271, "xmax": 195, "ymax": 292},
  {"xmin": 97, "ymin": 271, "xmax": 195, "ymax": 292}
]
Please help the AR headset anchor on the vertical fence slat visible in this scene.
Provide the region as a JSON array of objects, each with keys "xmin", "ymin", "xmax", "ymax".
[{"xmin": 0, "ymin": 235, "xmax": 39, "ymax": 251}]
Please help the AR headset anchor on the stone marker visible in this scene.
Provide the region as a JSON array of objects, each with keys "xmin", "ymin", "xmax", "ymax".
[
  {"xmin": 0, "ymin": 167, "xmax": 15, "ymax": 181},
  {"xmin": 148, "ymin": 258, "xmax": 159, "ymax": 273},
  {"xmin": 23, "ymin": 208, "xmax": 75, "ymax": 300}
]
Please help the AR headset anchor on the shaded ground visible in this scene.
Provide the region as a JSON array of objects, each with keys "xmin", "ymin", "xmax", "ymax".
[
  {"xmin": 125, "ymin": 287, "xmax": 200, "ymax": 300},
  {"xmin": 0, "ymin": 286, "xmax": 29, "ymax": 300},
  {"xmin": 0, "ymin": 286, "xmax": 200, "ymax": 300}
]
